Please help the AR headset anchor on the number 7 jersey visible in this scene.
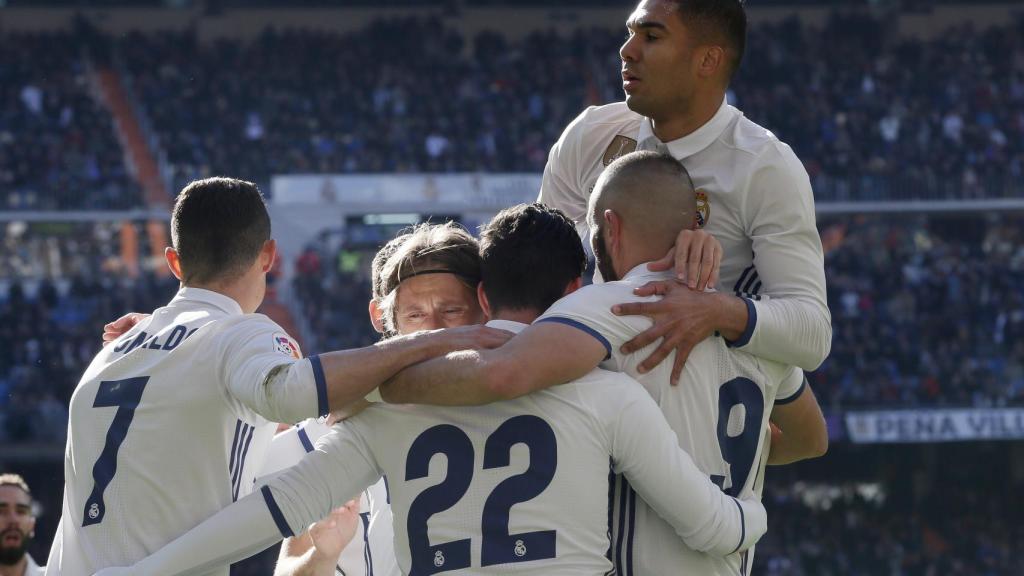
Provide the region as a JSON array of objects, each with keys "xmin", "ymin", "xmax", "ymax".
[
  {"xmin": 46, "ymin": 287, "xmax": 315, "ymax": 576},
  {"xmin": 538, "ymin": 265, "xmax": 804, "ymax": 576}
]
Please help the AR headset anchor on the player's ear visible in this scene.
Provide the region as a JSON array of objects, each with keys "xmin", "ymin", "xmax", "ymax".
[
  {"xmin": 696, "ymin": 45, "xmax": 725, "ymax": 80},
  {"xmin": 368, "ymin": 299, "xmax": 385, "ymax": 334},
  {"xmin": 260, "ymin": 239, "xmax": 277, "ymax": 273},
  {"xmin": 604, "ymin": 209, "xmax": 623, "ymax": 251},
  {"xmin": 164, "ymin": 247, "xmax": 183, "ymax": 281},
  {"xmin": 563, "ymin": 276, "xmax": 584, "ymax": 297},
  {"xmin": 477, "ymin": 282, "xmax": 492, "ymax": 319}
]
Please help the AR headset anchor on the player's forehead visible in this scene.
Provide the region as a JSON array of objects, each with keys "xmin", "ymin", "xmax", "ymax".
[
  {"xmin": 395, "ymin": 273, "xmax": 476, "ymax": 310},
  {"xmin": 626, "ymin": 0, "xmax": 681, "ymax": 30},
  {"xmin": 0, "ymin": 485, "xmax": 31, "ymax": 508}
]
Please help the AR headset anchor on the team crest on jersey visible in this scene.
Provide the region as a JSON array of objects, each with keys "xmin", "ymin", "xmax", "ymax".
[
  {"xmin": 695, "ymin": 189, "xmax": 710, "ymax": 228},
  {"xmin": 602, "ymin": 135, "xmax": 638, "ymax": 166},
  {"xmin": 273, "ymin": 332, "xmax": 301, "ymax": 359}
]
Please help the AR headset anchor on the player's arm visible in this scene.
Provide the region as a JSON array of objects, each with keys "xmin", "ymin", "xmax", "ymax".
[
  {"xmin": 95, "ymin": 423, "xmax": 381, "ymax": 576},
  {"xmin": 255, "ymin": 419, "xmax": 332, "ymax": 484},
  {"xmin": 767, "ymin": 377, "xmax": 828, "ymax": 465},
  {"xmin": 275, "ymin": 501, "xmax": 360, "ymax": 576},
  {"xmin": 225, "ymin": 323, "xmax": 512, "ymax": 423},
  {"xmin": 585, "ymin": 379, "xmax": 766, "ymax": 556},
  {"xmin": 379, "ymin": 320, "xmax": 608, "ymax": 405}
]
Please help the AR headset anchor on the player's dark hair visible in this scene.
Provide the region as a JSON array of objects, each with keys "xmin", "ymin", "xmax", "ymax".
[
  {"xmin": 479, "ymin": 203, "xmax": 587, "ymax": 314},
  {"xmin": 171, "ymin": 177, "xmax": 271, "ymax": 285},
  {"xmin": 671, "ymin": 0, "xmax": 747, "ymax": 78}
]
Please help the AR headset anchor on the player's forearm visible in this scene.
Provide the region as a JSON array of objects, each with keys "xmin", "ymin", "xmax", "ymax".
[
  {"xmin": 741, "ymin": 296, "xmax": 832, "ymax": 371},
  {"xmin": 129, "ymin": 490, "xmax": 283, "ymax": 575},
  {"xmin": 768, "ymin": 387, "xmax": 828, "ymax": 465},
  {"xmin": 379, "ymin": 350, "xmax": 506, "ymax": 406},
  {"xmin": 320, "ymin": 330, "xmax": 455, "ymax": 412},
  {"xmin": 708, "ymin": 292, "xmax": 750, "ymax": 342}
]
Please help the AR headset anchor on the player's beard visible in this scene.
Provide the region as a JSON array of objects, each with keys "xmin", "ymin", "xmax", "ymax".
[
  {"xmin": 0, "ymin": 528, "xmax": 31, "ymax": 565},
  {"xmin": 592, "ymin": 229, "xmax": 619, "ymax": 282}
]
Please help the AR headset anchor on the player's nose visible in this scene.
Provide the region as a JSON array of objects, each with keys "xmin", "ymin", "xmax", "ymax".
[{"xmin": 620, "ymin": 34, "xmax": 640, "ymax": 62}]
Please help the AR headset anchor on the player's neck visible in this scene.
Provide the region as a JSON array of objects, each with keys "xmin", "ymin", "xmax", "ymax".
[
  {"xmin": 490, "ymin": 309, "xmax": 540, "ymax": 326},
  {"xmin": 182, "ymin": 278, "xmax": 260, "ymax": 314},
  {"xmin": 0, "ymin": 556, "xmax": 28, "ymax": 576},
  {"xmin": 649, "ymin": 89, "xmax": 723, "ymax": 143}
]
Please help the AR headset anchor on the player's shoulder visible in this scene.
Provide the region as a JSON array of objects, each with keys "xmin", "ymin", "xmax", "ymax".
[{"xmin": 725, "ymin": 108, "xmax": 805, "ymax": 172}]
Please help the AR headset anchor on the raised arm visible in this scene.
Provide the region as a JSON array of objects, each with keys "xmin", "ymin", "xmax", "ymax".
[
  {"xmin": 587, "ymin": 379, "xmax": 766, "ymax": 556},
  {"xmin": 379, "ymin": 321, "xmax": 607, "ymax": 405},
  {"xmin": 225, "ymin": 323, "xmax": 512, "ymax": 423}
]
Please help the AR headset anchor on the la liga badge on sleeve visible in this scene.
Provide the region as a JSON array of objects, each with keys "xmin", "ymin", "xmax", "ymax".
[{"xmin": 273, "ymin": 332, "xmax": 301, "ymax": 359}]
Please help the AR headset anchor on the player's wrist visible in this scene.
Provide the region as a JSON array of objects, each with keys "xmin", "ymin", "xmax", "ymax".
[{"xmin": 709, "ymin": 293, "xmax": 749, "ymax": 341}]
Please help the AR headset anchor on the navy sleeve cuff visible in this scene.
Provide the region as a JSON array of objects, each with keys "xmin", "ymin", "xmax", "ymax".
[
  {"xmin": 730, "ymin": 497, "xmax": 746, "ymax": 555},
  {"xmin": 775, "ymin": 376, "xmax": 807, "ymax": 405},
  {"xmin": 536, "ymin": 317, "xmax": 612, "ymax": 360},
  {"xmin": 725, "ymin": 297, "xmax": 757, "ymax": 349},
  {"xmin": 309, "ymin": 355, "xmax": 330, "ymax": 417},
  {"xmin": 261, "ymin": 485, "xmax": 294, "ymax": 538},
  {"xmin": 297, "ymin": 426, "xmax": 315, "ymax": 453}
]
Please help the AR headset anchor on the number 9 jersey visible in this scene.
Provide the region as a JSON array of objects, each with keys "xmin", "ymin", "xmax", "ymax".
[
  {"xmin": 46, "ymin": 287, "xmax": 321, "ymax": 576},
  {"xmin": 538, "ymin": 266, "xmax": 804, "ymax": 576}
]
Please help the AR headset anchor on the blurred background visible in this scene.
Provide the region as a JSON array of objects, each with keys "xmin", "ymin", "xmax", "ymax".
[{"xmin": 1, "ymin": 0, "xmax": 1023, "ymax": 574}]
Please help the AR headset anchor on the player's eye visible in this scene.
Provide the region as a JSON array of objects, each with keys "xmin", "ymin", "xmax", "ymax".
[
  {"xmin": 443, "ymin": 307, "xmax": 466, "ymax": 316},
  {"xmin": 646, "ymin": 32, "xmax": 659, "ymax": 41}
]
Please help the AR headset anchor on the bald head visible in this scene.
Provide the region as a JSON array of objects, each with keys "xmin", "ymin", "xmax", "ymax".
[{"xmin": 588, "ymin": 151, "xmax": 697, "ymax": 257}]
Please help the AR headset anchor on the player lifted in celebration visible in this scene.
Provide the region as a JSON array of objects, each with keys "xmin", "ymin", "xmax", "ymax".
[
  {"xmin": 46, "ymin": 178, "xmax": 507, "ymax": 575},
  {"xmin": 540, "ymin": 0, "xmax": 831, "ymax": 382},
  {"xmin": 94, "ymin": 203, "xmax": 767, "ymax": 576},
  {"xmin": 383, "ymin": 152, "xmax": 828, "ymax": 576}
]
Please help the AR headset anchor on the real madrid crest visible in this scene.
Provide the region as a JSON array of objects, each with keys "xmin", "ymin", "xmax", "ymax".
[
  {"xmin": 695, "ymin": 189, "xmax": 710, "ymax": 228},
  {"xmin": 602, "ymin": 135, "xmax": 638, "ymax": 166}
]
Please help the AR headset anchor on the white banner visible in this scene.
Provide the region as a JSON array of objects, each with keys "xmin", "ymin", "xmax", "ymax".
[
  {"xmin": 845, "ymin": 409, "xmax": 1024, "ymax": 443},
  {"xmin": 271, "ymin": 173, "xmax": 542, "ymax": 210}
]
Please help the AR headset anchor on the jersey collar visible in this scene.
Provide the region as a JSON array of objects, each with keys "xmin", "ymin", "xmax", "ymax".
[
  {"xmin": 171, "ymin": 287, "xmax": 244, "ymax": 316},
  {"xmin": 622, "ymin": 262, "xmax": 674, "ymax": 282},
  {"xmin": 486, "ymin": 319, "xmax": 527, "ymax": 333},
  {"xmin": 636, "ymin": 96, "xmax": 739, "ymax": 160}
]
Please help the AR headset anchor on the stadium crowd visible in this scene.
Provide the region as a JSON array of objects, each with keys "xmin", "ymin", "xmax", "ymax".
[
  {"xmin": 112, "ymin": 13, "xmax": 1024, "ymax": 200},
  {"xmin": 0, "ymin": 32, "xmax": 142, "ymax": 211}
]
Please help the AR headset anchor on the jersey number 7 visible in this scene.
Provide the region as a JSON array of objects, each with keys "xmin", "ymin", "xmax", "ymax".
[
  {"xmin": 405, "ymin": 415, "xmax": 557, "ymax": 575},
  {"xmin": 82, "ymin": 377, "xmax": 150, "ymax": 527}
]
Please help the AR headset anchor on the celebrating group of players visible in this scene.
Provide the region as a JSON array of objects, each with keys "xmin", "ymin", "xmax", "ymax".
[{"xmin": 37, "ymin": 0, "xmax": 834, "ymax": 574}]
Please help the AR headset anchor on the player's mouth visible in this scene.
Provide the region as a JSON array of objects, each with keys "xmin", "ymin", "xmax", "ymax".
[
  {"xmin": 1, "ymin": 531, "xmax": 22, "ymax": 546},
  {"xmin": 622, "ymin": 70, "xmax": 641, "ymax": 92}
]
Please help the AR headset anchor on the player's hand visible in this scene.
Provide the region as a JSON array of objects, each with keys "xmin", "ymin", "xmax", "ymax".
[
  {"xmin": 436, "ymin": 325, "xmax": 514, "ymax": 353},
  {"xmin": 102, "ymin": 312, "xmax": 149, "ymax": 346},
  {"xmin": 647, "ymin": 229, "xmax": 722, "ymax": 291},
  {"xmin": 611, "ymin": 281, "xmax": 718, "ymax": 385},
  {"xmin": 306, "ymin": 499, "xmax": 361, "ymax": 561}
]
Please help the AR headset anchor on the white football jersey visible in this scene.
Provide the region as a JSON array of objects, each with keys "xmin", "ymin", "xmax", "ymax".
[
  {"xmin": 45, "ymin": 288, "xmax": 318, "ymax": 576},
  {"xmin": 538, "ymin": 99, "xmax": 831, "ymax": 371},
  {"xmin": 538, "ymin": 268, "xmax": 803, "ymax": 576},
  {"xmin": 263, "ymin": 320, "xmax": 764, "ymax": 575},
  {"xmin": 262, "ymin": 419, "xmax": 399, "ymax": 576}
]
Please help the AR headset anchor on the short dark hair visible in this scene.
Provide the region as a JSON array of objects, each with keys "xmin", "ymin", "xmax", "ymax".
[
  {"xmin": 479, "ymin": 203, "xmax": 587, "ymax": 314},
  {"xmin": 673, "ymin": 0, "xmax": 747, "ymax": 78},
  {"xmin": 0, "ymin": 474, "xmax": 31, "ymax": 499},
  {"xmin": 171, "ymin": 177, "xmax": 271, "ymax": 285}
]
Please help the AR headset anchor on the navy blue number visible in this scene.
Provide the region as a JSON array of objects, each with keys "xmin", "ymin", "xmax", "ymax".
[
  {"xmin": 711, "ymin": 377, "xmax": 764, "ymax": 497},
  {"xmin": 82, "ymin": 376, "xmax": 150, "ymax": 527},
  {"xmin": 481, "ymin": 415, "xmax": 557, "ymax": 566},
  {"xmin": 405, "ymin": 425, "xmax": 474, "ymax": 575}
]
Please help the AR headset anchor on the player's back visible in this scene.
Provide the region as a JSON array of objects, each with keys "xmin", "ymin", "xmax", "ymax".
[
  {"xmin": 266, "ymin": 321, "xmax": 761, "ymax": 575},
  {"xmin": 47, "ymin": 288, "xmax": 291, "ymax": 576},
  {"xmin": 539, "ymin": 270, "xmax": 800, "ymax": 575}
]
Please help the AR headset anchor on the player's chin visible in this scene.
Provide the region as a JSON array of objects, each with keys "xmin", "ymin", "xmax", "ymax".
[{"xmin": 623, "ymin": 92, "xmax": 652, "ymax": 115}]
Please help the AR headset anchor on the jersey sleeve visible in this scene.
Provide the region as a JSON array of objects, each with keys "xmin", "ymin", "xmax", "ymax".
[
  {"xmin": 263, "ymin": 416, "xmax": 384, "ymax": 539},
  {"xmin": 735, "ymin": 142, "xmax": 832, "ymax": 371},
  {"xmin": 255, "ymin": 418, "xmax": 333, "ymax": 483},
  {"xmin": 579, "ymin": 374, "xmax": 767, "ymax": 556},
  {"xmin": 538, "ymin": 106, "xmax": 591, "ymax": 236},
  {"xmin": 537, "ymin": 285, "xmax": 653, "ymax": 370},
  {"xmin": 219, "ymin": 317, "xmax": 325, "ymax": 425},
  {"xmin": 774, "ymin": 366, "xmax": 807, "ymax": 406}
]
